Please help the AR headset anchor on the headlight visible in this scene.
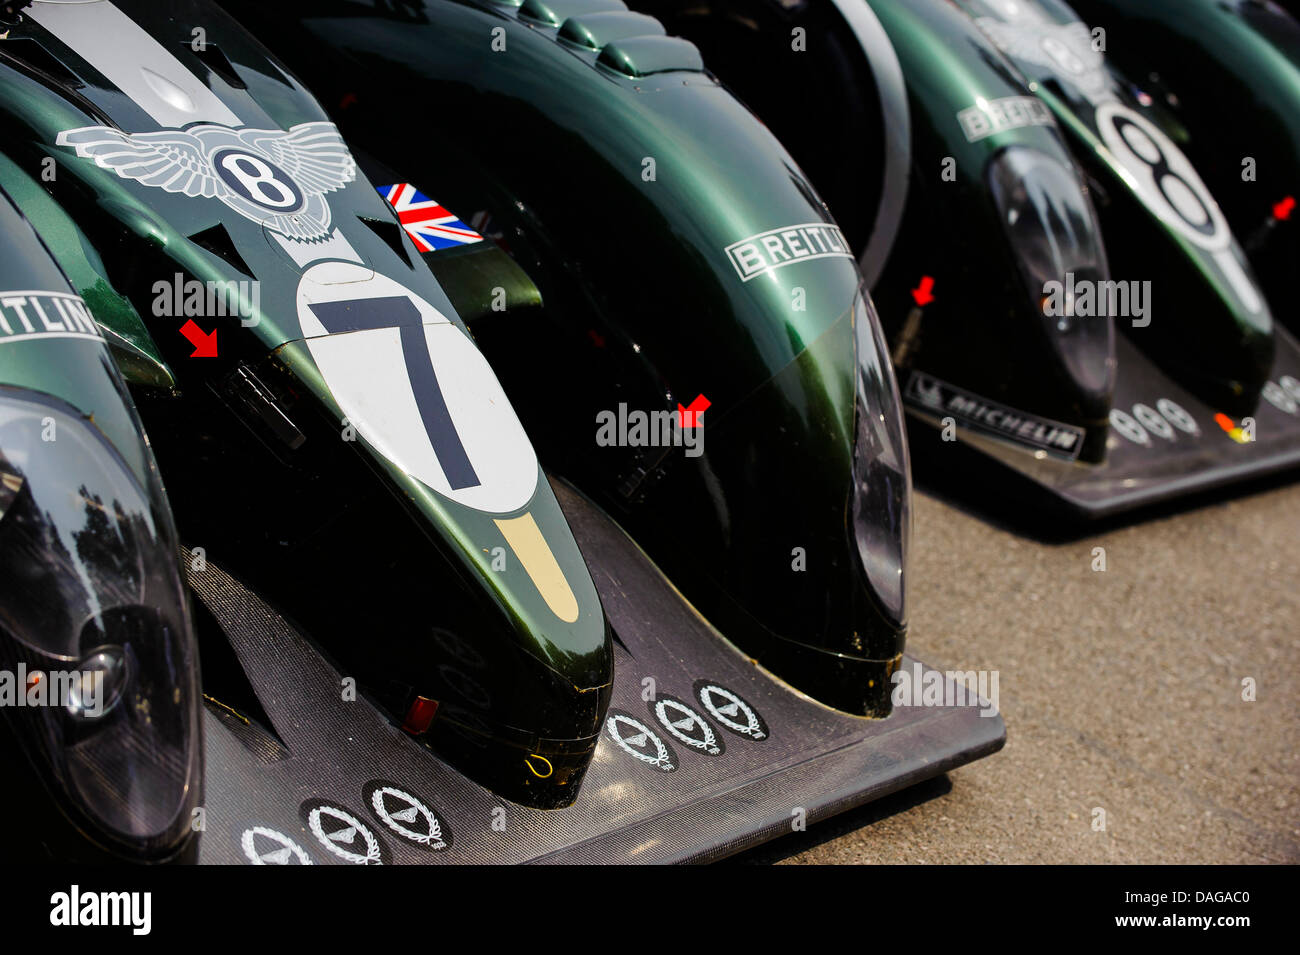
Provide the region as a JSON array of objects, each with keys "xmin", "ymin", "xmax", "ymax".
[
  {"xmin": 851, "ymin": 292, "xmax": 911, "ymax": 626},
  {"xmin": 987, "ymin": 146, "xmax": 1115, "ymax": 404},
  {"xmin": 0, "ymin": 389, "xmax": 201, "ymax": 858}
]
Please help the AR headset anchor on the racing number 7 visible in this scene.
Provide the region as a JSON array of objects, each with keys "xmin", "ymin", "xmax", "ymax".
[{"xmin": 307, "ymin": 295, "xmax": 481, "ymax": 490}]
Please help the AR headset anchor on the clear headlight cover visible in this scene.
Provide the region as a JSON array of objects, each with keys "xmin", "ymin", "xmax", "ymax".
[
  {"xmin": 0, "ymin": 390, "xmax": 201, "ymax": 857},
  {"xmin": 851, "ymin": 292, "xmax": 911, "ymax": 626},
  {"xmin": 987, "ymin": 146, "xmax": 1116, "ymax": 402}
]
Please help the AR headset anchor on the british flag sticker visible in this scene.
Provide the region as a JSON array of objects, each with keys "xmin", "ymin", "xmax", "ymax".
[{"xmin": 377, "ymin": 183, "xmax": 484, "ymax": 253}]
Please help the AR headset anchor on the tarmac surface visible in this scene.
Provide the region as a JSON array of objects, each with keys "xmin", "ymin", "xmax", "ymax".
[{"xmin": 739, "ymin": 478, "xmax": 1300, "ymax": 864}]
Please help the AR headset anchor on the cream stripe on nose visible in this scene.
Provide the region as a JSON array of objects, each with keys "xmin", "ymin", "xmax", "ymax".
[{"xmin": 494, "ymin": 513, "xmax": 580, "ymax": 623}]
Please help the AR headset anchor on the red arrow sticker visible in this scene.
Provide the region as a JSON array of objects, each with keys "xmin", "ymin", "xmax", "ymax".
[
  {"xmin": 912, "ymin": 276, "xmax": 935, "ymax": 307},
  {"xmin": 179, "ymin": 319, "xmax": 218, "ymax": 357},
  {"xmin": 677, "ymin": 394, "xmax": 711, "ymax": 428}
]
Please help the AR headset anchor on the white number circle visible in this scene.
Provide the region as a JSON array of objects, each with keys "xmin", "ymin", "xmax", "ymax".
[
  {"xmin": 1096, "ymin": 101, "xmax": 1230, "ymax": 252},
  {"xmin": 296, "ymin": 262, "xmax": 540, "ymax": 513}
]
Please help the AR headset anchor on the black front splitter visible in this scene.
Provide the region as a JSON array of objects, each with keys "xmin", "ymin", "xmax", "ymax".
[{"xmin": 194, "ymin": 481, "xmax": 1005, "ymax": 864}]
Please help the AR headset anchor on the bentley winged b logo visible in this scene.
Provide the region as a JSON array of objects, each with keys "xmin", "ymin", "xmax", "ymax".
[
  {"xmin": 56, "ymin": 121, "xmax": 357, "ymax": 242},
  {"xmin": 973, "ymin": 3, "xmax": 1110, "ymax": 104}
]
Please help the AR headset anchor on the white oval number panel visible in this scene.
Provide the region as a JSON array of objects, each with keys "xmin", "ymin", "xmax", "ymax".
[
  {"xmin": 1095, "ymin": 101, "xmax": 1230, "ymax": 253},
  {"xmin": 296, "ymin": 262, "xmax": 539, "ymax": 514}
]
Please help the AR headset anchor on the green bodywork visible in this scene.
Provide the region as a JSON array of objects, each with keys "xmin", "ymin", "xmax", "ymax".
[
  {"xmin": 952, "ymin": 0, "xmax": 1275, "ymax": 410},
  {"xmin": 0, "ymin": 0, "xmax": 612, "ymax": 806},
  {"xmin": 0, "ymin": 187, "xmax": 156, "ymax": 491},
  {"xmin": 0, "ymin": 185, "xmax": 205, "ymax": 862},
  {"xmin": 866, "ymin": 0, "xmax": 1118, "ymax": 435},
  {"xmin": 636, "ymin": 0, "xmax": 1121, "ymax": 450},
  {"xmin": 1068, "ymin": 0, "xmax": 1300, "ymax": 334},
  {"xmin": 222, "ymin": 0, "xmax": 913, "ymax": 716},
  {"xmin": 0, "ymin": 152, "xmax": 173, "ymax": 393}
]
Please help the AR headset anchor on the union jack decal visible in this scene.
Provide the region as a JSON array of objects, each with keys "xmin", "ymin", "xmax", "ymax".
[{"xmin": 377, "ymin": 183, "xmax": 484, "ymax": 253}]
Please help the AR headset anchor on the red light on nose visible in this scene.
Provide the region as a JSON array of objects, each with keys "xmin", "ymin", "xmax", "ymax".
[{"xmin": 402, "ymin": 696, "xmax": 439, "ymax": 735}]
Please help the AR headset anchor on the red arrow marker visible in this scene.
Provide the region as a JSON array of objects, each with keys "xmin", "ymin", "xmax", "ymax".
[
  {"xmin": 911, "ymin": 275, "xmax": 936, "ymax": 307},
  {"xmin": 1274, "ymin": 196, "xmax": 1295, "ymax": 221},
  {"xmin": 677, "ymin": 394, "xmax": 711, "ymax": 428},
  {"xmin": 180, "ymin": 319, "xmax": 218, "ymax": 358}
]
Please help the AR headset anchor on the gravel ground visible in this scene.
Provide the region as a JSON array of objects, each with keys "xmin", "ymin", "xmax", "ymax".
[{"xmin": 740, "ymin": 480, "xmax": 1300, "ymax": 864}]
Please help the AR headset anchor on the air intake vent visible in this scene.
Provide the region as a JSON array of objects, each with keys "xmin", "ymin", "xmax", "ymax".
[
  {"xmin": 360, "ymin": 214, "xmax": 413, "ymax": 265},
  {"xmin": 520, "ymin": 0, "xmax": 626, "ymax": 28},
  {"xmin": 559, "ymin": 11, "xmax": 665, "ymax": 51},
  {"xmin": 189, "ymin": 223, "xmax": 255, "ymax": 277},
  {"xmin": 596, "ymin": 35, "xmax": 704, "ymax": 78},
  {"xmin": 489, "ymin": 0, "xmax": 710, "ymax": 83},
  {"xmin": 183, "ymin": 41, "xmax": 247, "ymax": 90}
]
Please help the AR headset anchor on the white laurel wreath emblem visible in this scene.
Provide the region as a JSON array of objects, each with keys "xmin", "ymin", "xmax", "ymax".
[
  {"xmin": 308, "ymin": 805, "xmax": 383, "ymax": 865},
  {"xmin": 241, "ymin": 826, "xmax": 313, "ymax": 865},
  {"xmin": 607, "ymin": 714, "xmax": 675, "ymax": 771},
  {"xmin": 699, "ymin": 684, "xmax": 767, "ymax": 740},
  {"xmin": 655, "ymin": 698, "xmax": 720, "ymax": 755},
  {"xmin": 370, "ymin": 786, "xmax": 446, "ymax": 849}
]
